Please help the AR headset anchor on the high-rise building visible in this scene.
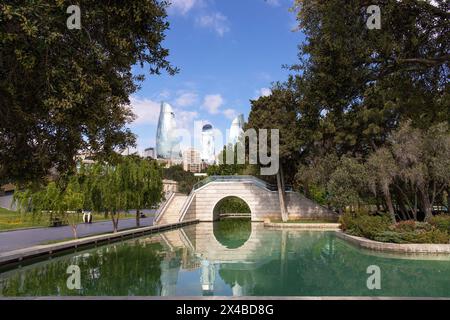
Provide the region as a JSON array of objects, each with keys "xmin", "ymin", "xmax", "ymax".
[
  {"xmin": 183, "ymin": 148, "xmax": 202, "ymax": 173},
  {"xmin": 229, "ymin": 114, "xmax": 245, "ymax": 145},
  {"xmin": 201, "ymin": 124, "xmax": 215, "ymax": 165},
  {"xmin": 143, "ymin": 147, "xmax": 156, "ymax": 159},
  {"xmin": 156, "ymin": 102, "xmax": 181, "ymax": 160}
]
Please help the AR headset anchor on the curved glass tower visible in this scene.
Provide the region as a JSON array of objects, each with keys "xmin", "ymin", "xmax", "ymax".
[
  {"xmin": 201, "ymin": 124, "xmax": 215, "ymax": 164},
  {"xmin": 156, "ymin": 102, "xmax": 181, "ymax": 159},
  {"xmin": 229, "ymin": 114, "xmax": 245, "ymax": 145}
]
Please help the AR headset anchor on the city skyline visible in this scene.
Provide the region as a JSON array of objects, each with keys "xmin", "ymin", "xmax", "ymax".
[
  {"xmin": 154, "ymin": 101, "xmax": 245, "ymax": 162},
  {"xmin": 126, "ymin": 0, "xmax": 301, "ymax": 154}
]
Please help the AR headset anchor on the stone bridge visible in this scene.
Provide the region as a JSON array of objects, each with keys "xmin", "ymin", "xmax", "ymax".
[{"xmin": 156, "ymin": 176, "xmax": 335, "ymax": 224}]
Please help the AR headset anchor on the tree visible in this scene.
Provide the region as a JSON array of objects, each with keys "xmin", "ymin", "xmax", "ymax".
[
  {"xmin": 366, "ymin": 148, "xmax": 398, "ymax": 222},
  {"xmin": 327, "ymin": 156, "xmax": 367, "ymax": 215},
  {"xmin": 287, "ymin": 0, "xmax": 449, "ymax": 220},
  {"xmin": 247, "ymin": 85, "xmax": 302, "ymax": 221},
  {"xmin": 0, "ymin": 1, "xmax": 177, "ymax": 185},
  {"xmin": 162, "ymin": 165, "xmax": 199, "ymax": 194},
  {"xmin": 388, "ymin": 121, "xmax": 450, "ymax": 221},
  {"xmin": 14, "ymin": 178, "xmax": 84, "ymax": 238},
  {"xmin": 125, "ymin": 157, "xmax": 163, "ymax": 227},
  {"xmin": 291, "ymin": 0, "xmax": 448, "ymax": 158}
]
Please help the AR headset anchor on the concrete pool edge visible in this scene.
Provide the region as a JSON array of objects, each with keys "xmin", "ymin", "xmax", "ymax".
[
  {"xmin": 263, "ymin": 222, "xmax": 450, "ymax": 256},
  {"xmin": 335, "ymin": 231, "xmax": 450, "ymax": 254},
  {"xmin": 264, "ymin": 222, "xmax": 340, "ymax": 230},
  {"xmin": 0, "ymin": 219, "xmax": 199, "ymax": 268}
]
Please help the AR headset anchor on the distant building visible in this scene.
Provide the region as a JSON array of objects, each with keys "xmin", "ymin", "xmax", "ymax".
[
  {"xmin": 143, "ymin": 147, "xmax": 156, "ymax": 159},
  {"xmin": 183, "ymin": 148, "xmax": 203, "ymax": 173},
  {"xmin": 163, "ymin": 179, "xmax": 179, "ymax": 194},
  {"xmin": 201, "ymin": 124, "xmax": 215, "ymax": 165},
  {"xmin": 229, "ymin": 114, "xmax": 245, "ymax": 145},
  {"xmin": 75, "ymin": 152, "xmax": 96, "ymax": 167},
  {"xmin": 156, "ymin": 102, "xmax": 181, "ymax": 160}
]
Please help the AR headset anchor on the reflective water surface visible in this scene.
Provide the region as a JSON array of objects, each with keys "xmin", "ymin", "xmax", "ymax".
[{"xmin": 1, "ymin": 222, "xmax": 449, "ymax": 297}]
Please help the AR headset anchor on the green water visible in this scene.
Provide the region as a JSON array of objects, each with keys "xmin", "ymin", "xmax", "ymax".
[{"xmin": 1, "ymin": 222, "xmax": 449, "ymax": 297}]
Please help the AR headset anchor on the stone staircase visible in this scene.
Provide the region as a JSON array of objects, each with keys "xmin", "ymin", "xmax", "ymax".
[{"xmin": 157, "ymin": 193, "xmax": 188, "ymax": 225}]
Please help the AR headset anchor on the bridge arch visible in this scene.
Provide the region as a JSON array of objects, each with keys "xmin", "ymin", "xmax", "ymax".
[
  {"xmin": 211, "ymin": 195, "xmax": 252, "ymax": 221},
  {"xmin": 179, "ymin": 176, "xmax": 336, "ymax": 222}
]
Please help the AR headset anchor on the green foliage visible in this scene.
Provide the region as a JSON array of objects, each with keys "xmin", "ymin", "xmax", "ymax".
[
  {"xmin": 340, "ymin": 212, "xmax": 449, "ymax": 244},
  {"xmin": 214, "ymin": 197, "xmax": 251, "ymax": 214},
  {"xmin": 247, "ymin": 85, "xmax": 302, "ymax": 182},
  {"xmin": 162, "ymin": 165, "xmax": 199, "ymax": 194},
  {"xmin": 339, "ymin": 212, "xmax": 391, "ymax": 238},
  {"xmin": 374, "ymin": 229, "xmax": 449, "ymax": 245},
  {"xmin": 14, "ymin": 178, "xmax": 84, "ymax": 230},
  {"xmin": 0, "ymin": 1, "xmax": 177, "ymax": 184},
  {"xmin": 290, "ymin": 1, "xmax": 449, "ymax": 219},
  {"xmin": 14, "ymin": 156, "xmax": 163, "ymax": 233},
  {"xmin": 213, "ymin": 219, "xmax": 251, "ymax": 249},
  {"xmin": 429, "ymin": 215, "xmax": 450, "ymax": 234},
  {"xmin": 327, "ymin": 156, "xmax": 367, "ymax": 210}
]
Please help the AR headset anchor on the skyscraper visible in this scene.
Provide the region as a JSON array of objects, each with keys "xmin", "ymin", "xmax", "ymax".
[
  {"xmin": 201, "ymin": 124, "xmax": 215, "ymax": 164},
  {"xmin": 156, "ymin": 102, "xmax": 181, "ymax": 160},
  {"xmin": 229, "ymin": 114, "xmax": 245, "ymax": 145},
  {"xmin": 183, "ymin": 148, "xmax": 202, "ymax": 173}
]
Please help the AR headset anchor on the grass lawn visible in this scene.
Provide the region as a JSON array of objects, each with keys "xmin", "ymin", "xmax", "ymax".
[{"xmin": 0, "ymin": 207, "xmax": 112, "ymax": 232}]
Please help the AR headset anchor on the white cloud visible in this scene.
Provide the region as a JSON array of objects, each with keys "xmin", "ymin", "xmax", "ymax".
[
  {"xmin": 175, "ymin": 110, "xmax": 199, "ymax": 128},
  {"xmin": 255, "ymin": 87, "xmax": 272, "ymax": 99},
  {"xmin": 202, "ymin": 94, "xmax": 224, "ymax": 114},
  {"xmin": 158, "ymin": 89, "xmax": 171, "ymax": 100},
  {"xmin": 129, "ymin": 96, "xmax": 160, "ymax": 125},
  {"xmin": 223, "ymin": 108, "xmax": 237, "ymax": 120},
  {"xmin": 175, "ymin": 92, "xmax": 199, "ymax": 108},
  {"xmin": 168, "ymin": 0, "xmax": 200, "ymax": 15},
  {"xmin": 265, "ymin": 0, "xmax": 281, "ymax": 7},
  {"xmin": 196, "ymin": 12, "xmax": 230, "ymax": 36}
]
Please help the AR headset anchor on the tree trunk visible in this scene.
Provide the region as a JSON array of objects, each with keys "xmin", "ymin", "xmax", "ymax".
[
  {"xmin": 276, "ymin": 168, "xmax": 288, "ymax": 222},
  {"xmin": 71, "ymin": 225, "xmax": 78, "ymax": 239},
  {"xmin": 111, "ymin": 211, "xmax": 119, "ymax": 233},
  {"xmin": 304, "ymin": 184, "xmax": 310, "ymax": 199},
  {"xmin": 419, "ymin": 186, "xmax": 433, "ymax": 221},
  {"xmin": 447, "ymin": 188, "xmax": 450, "ymax": 211},
  {"xmin": 136, "ymin": 209, "xmax": 140, "ymax": 227},
  {"xmin": 384, "ymin": 189, "xmax": 396, "ymax": 223},
  {"xmin": 396, "ymin": 195, "xmax": 408, "ymax": 221}
]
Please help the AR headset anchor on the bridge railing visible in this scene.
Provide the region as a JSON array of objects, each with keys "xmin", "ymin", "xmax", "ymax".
[{"xmin": 192, "ymin": 175, "xmax": 292, "ymax": 192}]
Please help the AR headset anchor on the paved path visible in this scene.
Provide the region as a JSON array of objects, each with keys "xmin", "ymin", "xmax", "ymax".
[{"xmin": 0, "ymin": 213, "xmax": 156, "ymax": 253}]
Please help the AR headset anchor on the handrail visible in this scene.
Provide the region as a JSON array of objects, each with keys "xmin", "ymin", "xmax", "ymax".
[
  {"xmin": 178, "ymin": 190, "xmax": 195, "ymax": 222},
  {"xmin": 154, "ymin": 192, "xmax": 175, "ymax": 224},
  {"xmin": 193, "ymin": 175, "xmax": 292, "ymax": 192}
]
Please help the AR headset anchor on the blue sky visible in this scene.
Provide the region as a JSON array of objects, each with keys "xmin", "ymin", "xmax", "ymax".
[{"xmin": 128, "ymin": 0, "xmax": 304, "ymax": 154}]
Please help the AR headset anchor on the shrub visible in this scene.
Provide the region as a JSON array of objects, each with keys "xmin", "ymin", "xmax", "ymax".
[
  {"xmin": 374, "ymin": 229, "xmax": 448, "ymax": 244},
  {"xmin": 429, "ymin": 215, "xmax": 450, "ymax": 234},
  {"xmin": 339, "ymin": 212, "xmax": 391, "ymax": 238},
  {"xmin": 340, "ymin": 212, "xmax": 449, "ymax": 244},
  {"xmin": 392, "ymin": 220, "xmax": 416, "ymax": 232}
]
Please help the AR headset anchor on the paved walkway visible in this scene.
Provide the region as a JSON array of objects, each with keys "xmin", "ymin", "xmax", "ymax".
[{"xmin": 0, "ymin": 213, "xmax": 155, "ymax": 253}]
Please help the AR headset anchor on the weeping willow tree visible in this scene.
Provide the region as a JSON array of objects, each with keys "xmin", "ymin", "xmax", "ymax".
[
  {"xmin": 14, "ymin": 177, "xmax": 84, "ymax": 238},
  {"xmin": 14, "ymin": 157, "xmax": 163, "ymax": 236},
  {"xmin": 82, "ymin": 157, "xmax": 163, "ymax": 232}
]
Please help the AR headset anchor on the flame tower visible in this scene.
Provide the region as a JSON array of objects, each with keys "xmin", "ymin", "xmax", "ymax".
[{"xmin": 156, "ymin": 102, "xmax": 181, "ymax": 159}]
